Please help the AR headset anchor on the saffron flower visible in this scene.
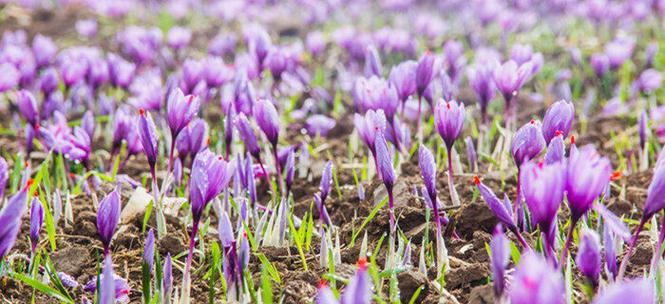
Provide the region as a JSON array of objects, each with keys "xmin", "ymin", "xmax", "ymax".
[
  {"xmin": 592, "ymin": 278, "xmax": 654, "ymax": 304},
  {"xmin": 0, "ymin": 182, "xmax": 30, "ymax": 259},
  {"xmin": 490, "ymin": 225, "xmax": 509, "ymax": 299},
  {"xmin": 509, "ymin": 251, "xmax": 564, "ymax": 304},
  {"xmin": 541, "ymin": 100, "xmax": 574, "ymax": 144},
  {"xmin": 433, "ymin": 99, "xmax": 465, "ymax": 207},
  {"xmin": 166, "ymin": 88, "xmax": 200, "ymax": 170},
  {"xmin": 375, "ymin": 133, "xmax": 396, "ymax": 233},
  {"xmin": 97, "ymin": 189, "xmax": 121, "ymax": 256},
  {"xmin": 29, "ymin": 197, "xmax": 44, "ymax": 255},
  {"xmin": 576, "ymin": 229, "xmax": 601, "ymax": 287}
]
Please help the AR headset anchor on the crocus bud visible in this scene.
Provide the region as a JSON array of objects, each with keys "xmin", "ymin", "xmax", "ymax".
[
  {"xmin": 646, "ymin": 42, "xmax": 658, "ymax": 68},
  {"xmin": 284, "ymin": 149, "xmax": 295, "ymax": 192},
  {"xmin": 138, "ymin": 109, "xmax": 158, "ymax": 168},
  {"xmin": 167, "ymin": 88, "xmax": 200, "ymax": 138},
  {"xmin": 265, "ymin": 48, "xmax": 288, "ymax": 81},
  {"xmin": 415, "ymin": 52, "xmax": 435, "ymax": 96},
  {"xmin": 493, "ymin": 60, "xmax": 530, "ymax": 103},
  {"xmin": 163, "ymin": 253, "xmax": 173, "ymax": 302},
  {"xmin": 189, "ymin": 149, "xmax": 233, "ymax": 222},
  {"xmin": 468, "ymin": 64, "xmax": 496, "ymax": 122},
  {"xmin": 592, "ymin": 278, "xmax": 654, "ymax": 304},
  {"xmin": 465, "ymin": 136, "xmax": 477, "ymax": 171},
  {"xmin": 604, "ymin": 221, "xmax": 618, "ymax": 280},
  {"xmin": 475, "ymin": 176, "xmax": 515, "ymax": 231},
  {"xmin": 254, "ymin": 99, "xmax": 280, "ymax": 147},
  {"xmin": 354, "ymin": 109, "xmax": 387, "ymax": 155},
  {"xmin": 541, "ymin": 100, "xmax": 574, "ymax": 144},
  {"xmin": 490, "ymin": 225, "xmax": 509, "ymax": 298},
  {"xmin": 521, "ymin": 161, "xmax": 565, "ymax": 235},
  {"xmin": 340, "ymin": 259, "xmax": 372, "ymax": 304},
  {"xmin": 100, "ymin": 256, "xmax": 116, "ymax": 304},
  {"xmin": 82, "ymin": 111, "xmax": 95, "ymax": 140},
  {"xmin": 566, "ymin": 145, "xmax": 612, "ymax": 221},
  {"xmin": 511, "ymin": 120, "xmax": 546, "ymax": 168},
  {"xmin": 510, "ymin": 252, "xmax": 564, "ymax": 304},
  {"xmin": 320, "ymin": 161, "xmax": 333, "ymax": 203},
  {"xmin": 639, "ymin": 111, "xmax": 648, "ymax": 150},
  {"xmin": 590, "ymin": 53, "xmax": 609, "ymax": 78},
  {"xmin": 544, "ymin": 134, "xmax": 565, "ymax": 164},
  {"xmin": 375, "ymin": 133, "xmax": 395, "ymax": 190},
  {"xmin": 29, "ymin": 197, "xmax": 44, "ymax": 253},
  {"xmin": 576, "ymin": 229, "xmax": 601, "ymax": 286},
  {"xmin": 364, "ymin": 45, "xmax": 382, "ymax": 77},
  {"xmin": 418, "ymin": 144, "xmax": 437, "ymax": 203},
  {"xmin": 306, "ymin": 115, "xmax": 336, "ymax": 137},
  {"xmin": 0, "ymin": 157, "xmax": 8, "ymax": 200},
  {"xmin": 638, "ymin": 69, "xmax": 663, "ymax": 93},
  {"xmin": 643, "ymin": 165, "xmax": 665, "ymax": 219},
  {"xmin": 389, "ymin": 60, "xmax": 417, "ymax": 102},
  {"xmin": 433, "ymin": 99, "xmax": 465, "ymax": 150},
  {"xmin": 314, "ymin": 193, "xmax": 331, "ymax": 227},
  {"xmin": 97, "ymin": 189, "xmax": 121, "ymax": 253},
  {"xmin": 32, "ymin": 34, "xmax": 57, "ymax": 67},
  {"xmin": 235, "ymin": 113, "xmax": 261, "ymax": 159},
  {"xmin": 16, "ymin": 90, "xmax": 39, "ymax": 126},
  {"xmin": 143, "ymin": 228, "xmax": 155, "ymax": 270},
  {"xmin": 316, "ymin": 282, "xmax": 339, "ymax": 304},
  {"xmin": 39, "ymin": 68, "xmax": 59, "ymax": 95},
  {"xmin": 0, "ymin": 183, "xmax": 29, "ymax": 259},
  {"xmin": 167, "ymin": 26, "xmax": 192, "ymax": 50}
]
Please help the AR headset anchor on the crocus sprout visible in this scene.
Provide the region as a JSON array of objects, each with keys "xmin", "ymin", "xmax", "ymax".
[
  {"xmin": 0, "ymin": 181, "xmax": 30, "ymax": 260},
  {"xmin": 433, "ymin": 99, "xmax": 465, "ymax": 207},
  {"xmin": 166, "ymin": 88, "xmax": 200, "ymax": 172},
  {"xmin": 97, "ymin": 188, "xmax": 121, "ymax": 256},
  {"xmin": 29, "ymin": 196, "xmax": 44, "ymax": 256},
  {"xmin": 576, "ymin": 229, "xmax": 601, "ymax": 288}
]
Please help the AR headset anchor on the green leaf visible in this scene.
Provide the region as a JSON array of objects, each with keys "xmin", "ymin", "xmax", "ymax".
[
  {"xmin": 261, "ymin": 266, "xmax": 274, "ymax": 304},
  {"xmin": 288, "ymin": 215, "xmax": 308, "ymax": 271},
  {"xmin": 351, "ymin": 196, "xmax": 388, "ymax": 246},
  {"xmin": 256, "ymin": 253, "xmax": 281, "ymax": 284},
  {"xmin": 143, "ymin": 201, "xmax": 154, "ymax": 233},
  {"xmin": 11, "ymin": 272, "xmax": 74, "ymax": 304}
]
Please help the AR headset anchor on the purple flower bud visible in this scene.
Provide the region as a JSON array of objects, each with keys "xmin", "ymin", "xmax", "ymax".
[
  {"xmin": 314, "ymin": 193, "xmax": 331, "ymax": 227},
  {"xmin": 100, "ymin": 256, "xmax": 116, "ymax": 304},
  {"xmin": 433, "ymin": 99, "xmax": 465, "ymax": 149},
  {"xmin": 306, "ymin": 31, "xmax": 326, "ymax": 57},
  {"xmin": 138, "ymin": 109, "xmax": 158, "ymax": 168},
  {"xmin": 643, "ymin": 165, "xmax": 665, "ymax": 219},
  {"xmin": 469, "ymin": 64, "xmax": 496, "ymax": 121},
  {"xmin": 544, "ymin": 134, "xmax": 565, "ymax": 164},
  {"xmin": 416, "ymin": 52, "xmax": 435, "ymax": 95},
  {"xmin": 475, "ymin": 176, "xmax": 516, "ymax": 231},
  {"xmin": 440, "ymin": 72, "xmax": 454, "ymax": 102},
  {"xmin": 265, "ymin": 48, "xmax": 288, "ymax": 81},
  {"xmin": 521, "ymin": 161, "xmax": 565, "ymax": 235},
  {"xmin": 285, "ymin": 149, "xmax": 295, "ymax": 192},
  {"xmin": 162, "ymin": 253, "xmax": 173, "ymax": 300},
  {"xmin": 576, "ymin": 229, "xmax": 601, "ymax": 285},
  {"xmin": 29, "ymin": 197, "xmax": 44, "ymax": 253},
  {"xmin": 254, "ymin": 99, "xmax": 280, "ymax": 146},
  {"xmin": 306, "ymin": 115, "xmax": 336, "ymax": 137},
  {"xmin": 108, "ymin": 54, "xmax": 136, "ymax": 88},
  {"xmin": 218, "ymin": 210, "xmax": 234, "ymax": 247},
  {"xmin": 542, "ymin": 100, "xmax": 574, "ymax": 144},
  {"xmin": 235, "ymin": 113, "xmax": 261, "ymax": 159},
  {"xmin": 0, "ymin": 157, "xmax": 7, "ymax": 200},
  {"xmin": 590, "ymin": 53, "xmax": 610, "ymax": 78},
  {"xmin": 375, "ymin": 133, "xmax": 395, "ymax": 189},
  {"xmin": 0, "ymin": 63, "xmax": 19, "ymax": 92},
  {"xmin": 32, "ymin": 34, "xmax": 57, "ymax": 68},
  {"xmin": 566, "ymin": 145, "xmax": 612, "ymax": 221},
  {"xmin": 316, "ymin": 283, "xmax": 339, "ymax": 304},
  {"xmin": 364, "ymin": 45, "xmax": 382, "ymax": 77},
  {"xmin": 389, "ymin": 60, "xmax": 417, "ymax": 102},
  {"xmin": 189, "ymin": 149, "xmax": 233, "ymax": 222},
  {"xmin": 510, "ymin": 44, "xmax": 533, "ymax": 65},
  {"xmin": 143, "ymin": 228, "xmax": 155, "ymax": 270},
  {"xmin": 418, "ymin": 144, "xmax": 437, "ymax": 203},
  {"xmin": 82, "ymin": 111, "xmax": 95, "ymax": 140},
  {"xmin": 593, "ymin": 278, "xmax": 654, "ymax": 304},
  {"xmin": 97, "ymin": 189, "xmax": 121, "ymax": 252},
  {"xmin": 639, "ymin": 110, "xmax": 648, "ymax": 150},
  {"xmin": 354, "ymin": 109, "xmax": 387, "ymax": 155},
  {"xmin": 0, "ymin": 183, "xmax": 29, "ymax": 259},
  {"xmin": 16, "ymin": 90, "xmax": 39, "ymax": 126},
  {"xmin": 341, "ymin": 260, "xmax": 372, "ymax": 304},
  {"xmin": 39, "ymin": 67, "xmax": 59, "ymax": 95},
  {"xmin": 493, "ymin": 60, "xmax": 530, "ymax": 103},
  {"xmin": 320, "ymin": 161, "xmax": 333, "ymax": 203},
  {"xmin": 604, "ymin": 222, "xmax": 618, "ymax": 280},
  {"xmin": 511, "ymin": 120, "xmax": 546, "ymax": 168},
  {"xmin": 465, "ymin": 136, "xmax": 477, "ymax": 171},
  {"xmin": 444, "ymin": 40, "xmax": 465, "ymax": 82},
  {"xmin": 490, "ymin": 225, "xmax": 509, "ymax": 298},
  {"xmin": 353, "ymin": 76, "xmax": 400, "ymax": 121},
  {"xmin": 204, "ymin": 57, "xmax": 233, "ymax": 88},
  {"xmin": 58, "ymin": 272, "xmax": 79, "ymax": 288},
  {"xmin": 167, "ymin": 88, "xmax": 200, "ymax": 138},
  {"xmin": 646, "ymin": 42, "xmax": 658, "ymax": 67},
  {"xmin": 83, "ymin": 267, "xmax": 130, "ymax": 303},
  {"xmin": 509, "ymin": 252, "xmax": 564, "ymax": 304},
  {"xmin": 605, "ymin": 37, "xmax": 634, "ymax": 70},
  {"xmin": 638, "ymin": 69, "xmax": 662, "ymax": 93},
  {"xmin": 167, "ymin": 26, "xmax": 192, "ymax": 50}
]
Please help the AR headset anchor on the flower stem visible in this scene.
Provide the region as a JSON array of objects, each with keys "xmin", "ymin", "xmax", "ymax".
[
  {"xmin": 650, "ymin": 215, "xmax": 665, "ymax": 274},
  {"xmin": 447, "ymin": 146, "xmax": 460, "ymax": 207},
  {"xmin": 388, "ymin": 188, "xmax": 396, "ymax": 235},
  {"xmin": 559, "ymin": 218, "xmax": 579, "ymax": 269},
  {"xmin": 167, "ymin": 135, "xmax": 176, "ymax": 174},
  {"xmin": 181, "ymin": 220, "xmax": 199, "ymax": 304},
  {"xmin": 510, "ymin": 227, "xmax": 531, "ymax": 251},
  {"xmin": 618, "ymin": 217, "xmax": 647, "ymax": 280},
  {"xmin": 272, "ymin": 145, "xmax": 284, "ymax": 196}
]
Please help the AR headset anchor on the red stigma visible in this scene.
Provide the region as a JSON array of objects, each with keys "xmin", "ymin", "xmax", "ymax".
[
  {"xmin": 473, "ymin": 175, "xmax": 480, "ymax": 185},
  {"xmin": 318, "ymin": 279, "xmax": 328, "ymax": 288},
  {"xmin": 570, "ymin": 135, "xmax": 575, "ymax": 144},
  {"xmin": 357, "ymin": 258, "xmax": 368, "ymax": 270},
  {"xmin": 446, "ymin": 102, "xmax": 451, "ymax": 109},
  {"xmin": 139, "ymin": 108, "xmax": 145, "ymax": 116},
  {"xmin": 529, "ymin": 119, "xmax": 535, "ymax": 125},
  {"xmin": 537, "ymin": 161, "xmax": 544, "ymax": 169},
  {"xmin": 24, "ymin": 160, "xmax": 29, "ymax": 167},
  {"xmin": 34, "ymin": 123, "xmax": 40, "ymax": 131},
  {"xmin": 425, "ymin": 50, "xmax": 432, "ymax": 55},
  {"xmin": 33, "ymin": 190, "xmax": 39, "ymax": 197},
  {"xmin": 187, "ymin": 95, "xmax": 195, "ymax": 103},
  {"xmin": 206, "ymin": 137, "xmax": 211, "ymax": 146},
  {"xmin": 24, "ymin": 179, "xmax": 34, "ymax": 190},
  {"xmin": 610, "ymin": 171, "xmax": 622, "ymax": 181},
  {"xmin": 555, "ymin": 130, "xmax": 563, "ymax": 137},
  {"xmin": 218, "ymin": 156, "xmax": 223, "ymax": 160}
]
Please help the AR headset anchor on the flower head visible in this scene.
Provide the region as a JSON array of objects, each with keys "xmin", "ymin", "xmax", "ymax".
[
  {"xmin": 138, "ymin": 109, "xmax": 158, "ymax": 168},
  {"xmin": 167, "ymin": 88, "xmax": 200, "ymax": 138},
  {"xmin": 512, "ymin": 120, "xmax": 546, "ymax": 168},
  {"xmin": 375, "ymin": 133, "xmax": 395, "ymax": 190},
  {"xmin": 389, "ymin": 60, "xmax": 417, "ymax": 102},
  {"xmin": 254, "ymin": 99, "xmax": 280, "ymax": 146},
  {"xmin": 510, "ymin": 252, "xmax": 564, "ymax": 304},
  {"xmin": 354, "ymin": 109, "xmax": 387, "ymax": 155},
  {"xmin": 29, "ymin": 197, "xmax": 44, "ymax": 253},
  {"xmin": 542, "ymin": 100, "xmax": 574, "ymax": 144},
  {"xmin": 415, "ymin": 52, "xmax": 435, "ymax": 95},
  {"xmin": 0, "ymin": 183, "xmax": 30, "ymax": 259},
  {"xmin": 521, "ymin": 161, "xmax": 565, "ymax": 234},
  {"xmin": 97, "ymin": 189, "xmax": 121, "ymax": 252},
  {"xmin": 566, "ymin": 145, "xmax": 612, "ymax": 221},
  {"xmin": 433, "ymin": 99, "xmax": 465, "ymax": 150},
  {"xmin": 189, "ymin": 149, "xmax": 233, "ymax": 221},
  {"xmin": 143, "ymin": 228, "xmax": 155, "ymax": 270},
  {"xmin": 576, "ymin": 229, "xmax": 601, "ymax": 286},
  {"xmin": 593, "ymin": 278, "xmax": 654, "ymax": 304},
  {"xmin": 490, "ymin": 225, "xmax": 509, "ymax": 298}
]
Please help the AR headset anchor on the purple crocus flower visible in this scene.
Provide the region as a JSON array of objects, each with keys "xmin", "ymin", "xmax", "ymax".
[
  {"xmin": 490, "ymin": 225, "xmax": 509, "ymax": 298},
  {"xmin": 167, "ymin": 88, "xmax": 200, "ymax": 139},
  {"xmin": 364, "ymin": 45, "xmax": 382, "ymax": 78},
  {"xmin": 189, "ymin": 149, "xmax": 233, "ymax": 222},
  {"xmin": 167, "ymin": 26, "xmax": 192, "ymax": 51},
  {"xmin": 544, "ymin": 133, "xmax": 565, "ymax": 164},
  {"xmin": 638, "ymin": 69, "xmax": 662, "ymax": 93},
  {"xmin": 319, "ymin": 161, "xmax": 333, "ymax": 204},
  {"xmin": 254, "ymin": 99, "xmax": 280, "ymax": 146},
  {"xmin": 265, "ymin": 48, "xmax": 288, "ymax": 81},
  {"xmin": 468, "ymin": 64, "xmax": 496, "ymax": 123},
  {"xmin": 475, "ymin": 177, "xmax": 516, "ymax": 232},
  {"xmin": 143, "ymin": 228, "xmax": 155, "ymax": 270},
  {"xmin": 32, "ymin": 34, "xmax": 57, "ymax": 68},
  {"xmin": 81, "ymin": 111, "xmax": 95, "ymax": 140},
  {"xmin": 340, "ymin": 259, "xmax": 372, "ymax": 304},
  {"xmin": 433, "ymin": 99, "xmax": 465, "ymax": 150},
  {"xmin": 316, "ymin": 282, "xmax": 339, "ymax": 304},
  {"xmin": 305, "ymin": 115, "xmax": 336, "ymax": 137},
  {"xmin": 75, "ymin": 19, "xmax": 98, "ymax": 39},
  {"xmin": 541, "ymin": 100, "xmax": 574, "ymax": 144},
  {"xmin": 466, "ymin": 136, "xmax": 477, "ymax": 172},
  {"xmin": 605, "ymin": 37, "xmax": 634, "ymax": 70},
  {"xmin": 138, "ymin": 109, "xmax": 158, "ymax": 169},
  {"xmin": 353, "ymin": 76, "xmax": 400, "ymax": 121},
  {"xmin": 604, "ymin": 221, "xmax": 619, "ymax": 280},
  {"xmin": 512, "ymin": 120, "xmax": 546, "ymax": 168},
  {"xmin": 16, "ymin": 90, "xmax": 39, "ymax": 127},
  {"xmin": 235, "ymin": 113, "xmax": 261, "ymax": 159},
  {"xmin": 97, "ymin": 189, "xmax": 121, "ymax": 255},
  {"xmin": 493, "ymin": 60, "xmax": 530, "ymax": 106},
  {"xmin": 415, "ymin": 52, "xmax": 435, "ymax": 96},
  {"xmin": 576, "ymin": 229, "xmax": 601, "ymax": 286},
  {"xmin": 0, "ymin": 157, "xmax": 7, "ymax": 200},
  {"xmin": 639, "ymin": 111, "xmax": 649, "ymax": 151},
  {"xmin": 38, "ymin": 67, "xmax": 59, "ymax": 96},
  {"xmin": 509, "ymin": 252, "xmax": 564, "ymax": 304},
  {"xmin": 375, "ymin": 133, "xmax": 396, "ymax": 233},
  {"xmin": 418, "ymin": 144, "xmax": 437, "ymax": 212},
  {"xmin": 389, "ymin": 60, "xmax": 417, "ymax": 103},
  {"xmin": 284, "ymin": 149, "xmax": 295, "ymax": 194},
  {"xmin": 590, "ymin": 53, "xmax": 610, "ymax": 78},
  {"xmin": 0, "ymin": 63, "xmax": 19, "ymax": 92},
  {"xmin": 354, "ymin": 109, "xmax": 387, "ymax": 157},
  {"xmin": 0, "ymin": 183, "xmax": 29, "ymax": 259},
  {"xmin": 163, "ymin": 253, "xmax": 173, "ymax": 302},
  {"xmin": 592, "ymin": 278, "xmax": 654, "ymax": 304},
  {"xmin": 29, "ymin": 197, "xmax": 44, "ymax": 254},
  {"xmin": 520, "ymin": 161, "xmax": 565, "ymax": 255},
  {"xmin": 566, "ymin": 145, "xmax": 612, "ymax": 222},
  {"xmin": 218, "ymin": 210, "xmax": 234, "ymax": 247}
]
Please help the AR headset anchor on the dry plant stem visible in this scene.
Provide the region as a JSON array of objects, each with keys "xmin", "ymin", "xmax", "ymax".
[
  {"xmin": 618, "ymin": 217, "xmax": 647, "ymax": 280},
  {"xmin": 447, "ymin": 146, "xmax": 460, "ymax": 207}
]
